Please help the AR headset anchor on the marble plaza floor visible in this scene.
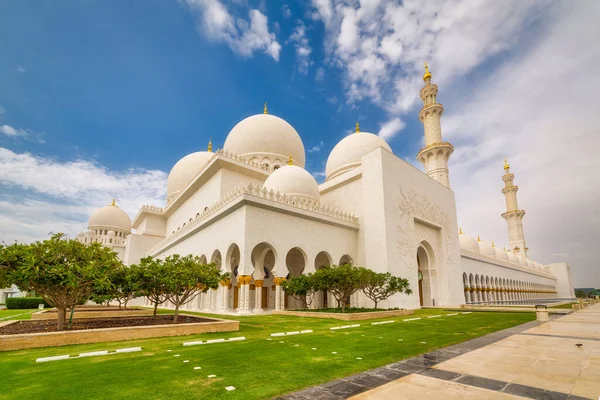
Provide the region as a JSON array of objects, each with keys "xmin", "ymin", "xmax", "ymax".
[{"xmin": 281, "ymin": 305, "xmax": 600, "ymax": 400}]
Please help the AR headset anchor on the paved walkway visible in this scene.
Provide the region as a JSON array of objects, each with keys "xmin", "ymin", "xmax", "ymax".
[{"xmin": 281, "ymin": 305, "xmax": 600, "ymax": 400}]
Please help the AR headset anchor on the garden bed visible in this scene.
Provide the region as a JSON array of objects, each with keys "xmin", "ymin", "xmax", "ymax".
[
  {"xmin": 31, "ymin": 307, "xmax": 153, "ymax": 320},
  {"xmin": 273, "ymin": 309, "xmax": 413, "ymax": 321},
  {"xmin": 0, "ymin": 314, "xmax": 239, "ymax": 351}
]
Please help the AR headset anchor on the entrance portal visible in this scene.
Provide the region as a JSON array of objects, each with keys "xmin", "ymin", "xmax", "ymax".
[{"xmin": 416, "ymin": 242, "xmax": 436, "ymax": 307}]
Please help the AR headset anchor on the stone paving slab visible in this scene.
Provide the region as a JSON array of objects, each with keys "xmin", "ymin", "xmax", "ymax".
[{"xmin": 280, "ymin": 306, "xmax": 600, "ymax": 400}]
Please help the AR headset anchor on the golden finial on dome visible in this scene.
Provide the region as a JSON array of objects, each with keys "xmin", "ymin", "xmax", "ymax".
[
  {"xmin": 504, "ymin": 159, "xmax": 510, "ymax": 172},
  {"xmin": 423, "ymin": 62, "xmax": 432, "ymax": 82},
  {"xmin": 477, "ymin": 235, "xmax": 481, "ymax": 242},
  {"xmin": 264, "ymin": 102, "xmax": 268, "ymax": 114},
  {"xmin": 355, "ymin": 122, "xmax": 360, "ymax": 133},
  {"xmin": 207, "ymin": 139, "xmax": 212, "ymax": 153},
  {"xmin": 288, "ymin": 155, "xmax": 293, "ymax": 166},
  {"xmin": 459, "ymin": 228, "xmax": 463, "ymax": 234},
  {"xmin": 111, "ymin": 198, "xmax": 116, "ymax": 206},
  {"xmin": 492, "ymin": 241, "xmax": 495, "ymax": 248}
]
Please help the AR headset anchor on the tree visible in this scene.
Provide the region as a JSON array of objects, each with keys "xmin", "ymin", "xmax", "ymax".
[
  {"xmin": 575, "ymin": 290, "xmax": 587, "ymax": 298},
  {"xmin": 282, "ymin": 274, "xmax": 317, "ymax": 309},
  {"xmin": 0, "ymin": 234, "xmax": 121, "ymax": 330},
  {"xmin": 163, "ymin": 254, "xmax": 226, "ymax": 323},
  {"xmin": 134, "ymin": 256, "xmax": 169, "ymax": 318},
  {"xmin": 359, "ymin": 269, "xmax": 412, "ymax": 309},
  {"xmin": 108, "ymin": 265, "xmax": 140, "ymax": 309},
  {"xmin": 312, "ymin": 264, "xmax": 364, "ymax": 312}
]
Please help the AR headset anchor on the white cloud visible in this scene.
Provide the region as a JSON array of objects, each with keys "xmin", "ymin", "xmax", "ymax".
[
  {"xmin": 326, "ymin": 96, "xmax": 338, "ymax": 104},
  {"xmin": 311, "ymin": 0, "xmax": 546, "ymax": 112},
  {"xmin": 282, "ymin": 4, "xmax": 291, "ymax": 19},
  {"xmin": 183, "ymin": 0, "xmax": 281, "ymax": 61},
  {"xmin": 0, "ymin": 147, "xmax": 167, "ymax": 243},
  {"xmin": 308, "ymin": 140, "xmax": 324, "ymax": 153},
  {"xmin": 315, "ymin": 67, "xmax": 325, "ymax": 82},
  {"xmin": 0, "ymin": 125, "xmax": 26, "ymax": 137},
  {"xmin": 16, "ymin": 65, "xmax": 26, "ymax": 73},
  {"xmin": 289, "ymin": 21, "xmax": 312, "ymax": 75},
  {"xmin": 377, "ymin": 117, "xmax": 405, "ymax": 140},
  {"xmin": 0, "ymin": 105, "xmax": 5, "ymax": 115}
]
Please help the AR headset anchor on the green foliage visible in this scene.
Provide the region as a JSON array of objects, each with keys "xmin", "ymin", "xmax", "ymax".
[
  {"xmin": 161, "ymin": 254, "xmax": 227, "ymax": 322},
  {"xmin": 311, "ymin": 264, "xmax": 364, "ymax": 312},
  {"xmin": 133, "ymin": 257, "xmax": 169, "ymax": 318},
  {"xmin": 5, "ymin": 297, "xmax": 50, "ymax": 309},
  {"xmin": 0, "ymin": 234, "xmax": 122, "ymax": 330},
  {"xmin": 282, "ymin": 274, "xmax": 317, "ymax": 308},
  {"xmin": 575, "ymin": 290, "xmax": 587, "ymax": 298},
  {"xmin": 359, "ymin": 269, "xmax": 412, "ymax": 309}
]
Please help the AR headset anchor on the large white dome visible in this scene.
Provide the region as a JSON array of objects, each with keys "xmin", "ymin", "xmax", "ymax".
[
  {"xmin": 223, "ymin": 114, "xmax": 305, "ymax": 167},
  {"xmin": 167, "ymin": 151, "xmax": 214, "ymax": 201},
  {"xmin": 88, "ymin": 201, "xmax": 131, "ymax": 232},
  {"xmin": 326, "ymin": 131, "xmax": 392, "ymax": 181},
  {"xmin": 263, "ymin": 164, "xmax": 319, "ymax": 201},
  {"xmin": 459, "ymin": 232, "xmax": 479, "ymax": 253}
]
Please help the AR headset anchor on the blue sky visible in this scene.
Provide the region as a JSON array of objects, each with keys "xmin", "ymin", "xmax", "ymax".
[{"xmin": 1, "ymin": 1, "xmax": 599, "ymax": 286}]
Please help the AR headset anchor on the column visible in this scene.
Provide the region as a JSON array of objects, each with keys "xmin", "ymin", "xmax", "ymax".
[
  {"xmin": 204, "ymin": 289, "xmax": 213, "ymax": 311},
  {"xmin": 274, "ymin": 277, "xmax": 286, "ymax": 311},
  {"xmin": 237, "ymin": 276, "xmax": 252, "ymax": 314},
  {"xmin": 219, "ymin": 279, "xmax": 230, "ymax": 312},
  {"xmin": 254, "ymin": 280, "xmax": 264, "ymax": 313}
]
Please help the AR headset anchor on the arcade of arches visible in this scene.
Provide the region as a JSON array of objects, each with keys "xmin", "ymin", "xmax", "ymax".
[
  {"xmin": 150, "ymin": 242, "xmax": 354, "ymax": 314},
  {"xmin": 462, "ymin": 273, "xmax": 557, "ymax": 305}
]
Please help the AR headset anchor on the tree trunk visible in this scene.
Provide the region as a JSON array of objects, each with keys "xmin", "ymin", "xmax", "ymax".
[
  {"xmin": 57, "ymin": 307, "xmax": 66, "ymax": 331},
  {"xmin": 124, "ymin": 299, "xmax": 128, "ymax": 310},
  {"xmin": 374, "ymin": 300, "xmax": 378, "ymax": 309},
  {"xmin": 153, "ymin": 300, "xmax": 158, "ymax": 318},
  {"xmin": 118, "ymin": 300, "xmax": 122, "ymax": 310},
  {"xmin": 173, "ymin": 303, "xmax": 180, "ymax": 323}
]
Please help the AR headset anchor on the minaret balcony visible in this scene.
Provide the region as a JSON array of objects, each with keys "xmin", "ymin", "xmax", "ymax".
[
  {"xmin": 501, "ymin": 209, "xmax": 525, "ymax": 219},
  {"xmin": 416, "ymin": 141, "xmax": 454, "ymax": 162}
]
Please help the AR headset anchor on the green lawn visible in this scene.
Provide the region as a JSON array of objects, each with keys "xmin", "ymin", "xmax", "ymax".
[
  {"xmin": 549, "ymin": 303, "xmax": 576, "ymax": 309},
  {"xmin": 0, "ymin": 308, "xmax": 38, "ymax": 320},
  {"xmin": 0, "ymin": 308, "xmax": 534, "ymax": 400}
]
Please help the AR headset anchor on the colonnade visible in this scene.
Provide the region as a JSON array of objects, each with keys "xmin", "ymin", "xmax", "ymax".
[
  {"xmin": 462, "ymin": 273, "xmax": 557, "ymax": 305},
  {"xmin": 151, "ymin": 242, "xmax": 354, "ymax": 314}
]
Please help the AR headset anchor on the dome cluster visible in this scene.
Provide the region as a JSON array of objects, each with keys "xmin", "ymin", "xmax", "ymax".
[
  {"xmin": 165, "ymin": 110, "xmax": 394, "ymax": 204},
  {"xmin": 78, "ymin": 200, "xmax": 131, "ymax": 246},
  {"xmin": 459, "ymin": 230, "xmax": 543, "ymax": 270}
]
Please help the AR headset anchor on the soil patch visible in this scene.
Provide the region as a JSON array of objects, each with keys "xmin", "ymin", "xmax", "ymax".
[{"xmin": 0, "ymin": 315, "xmax": 213, "ymax": 335}]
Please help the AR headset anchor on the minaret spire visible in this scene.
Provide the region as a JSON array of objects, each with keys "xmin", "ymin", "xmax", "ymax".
[
  {"xmin": 501, "ymin": 159, "xmax": 528, "ymax": 257},
  {"xmin": 264, "ymin": 102, "xmax": 268, "ymax": 114},
  {"xmin": 355, "ymin": 122, "xmax": 360, "ymax": 133},
  {"xmin": 207, "ymin": 139, "xmax": 213, "ymax": 152},
  {"xmin": 416, "ymin": 62, "xmax": 454, "ymax": 188}
]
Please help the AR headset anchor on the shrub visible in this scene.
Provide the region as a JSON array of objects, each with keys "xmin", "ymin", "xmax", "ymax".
[{"xmin": 6, "ymin": 297, "xmax": 50, "ymax": 309}]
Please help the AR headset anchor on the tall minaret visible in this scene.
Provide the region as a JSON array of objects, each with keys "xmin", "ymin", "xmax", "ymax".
[
  {"xmin": 417, "ymin": 63, "xmax": 454, "ymax": 188},
  {"xmin": 501, "ymin": 160, "xmax": 528, "ymax": 257}
]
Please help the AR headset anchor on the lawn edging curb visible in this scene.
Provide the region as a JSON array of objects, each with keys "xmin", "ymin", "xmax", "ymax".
[{"xmin": 272, "ymin": 309, "xmax": 413, "ymax": 321}]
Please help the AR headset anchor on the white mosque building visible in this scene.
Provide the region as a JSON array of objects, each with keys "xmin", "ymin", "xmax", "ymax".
[{"xmin": 76, "ymin": 65, "xmax": 576, "ymax": 313}]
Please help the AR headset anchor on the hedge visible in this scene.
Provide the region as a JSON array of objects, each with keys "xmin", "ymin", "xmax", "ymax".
[{"xmin": 5, "ymin": 297, "xmax": 51, "ymax": 309}]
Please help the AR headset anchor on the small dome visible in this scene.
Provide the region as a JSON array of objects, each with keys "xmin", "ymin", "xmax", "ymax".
[
  {"xmin": 507, "ymin": 251, "xmax": 519, "ymax": 264},
  {"xmin": 534, "ymin": 261, "xmax": 542, "ymax": 270},
  {"xmin": 167, "ymin": 151, "xmax": 215, "ymax": 201},
  {"xmin": 478, "ymin": 240, "xmax": 496, "ymax": 258},
  {"xmin": 224, "ymin": 114, "xmax": 305, "ymax": 167},
  {"xmin": 459, "ymin": 232, "xmax": 479, "ymax": 253},
  {"xmin": 516, "ymin": 255, "xmax": 528, "ymax": 267},
  {"xmin": 88, "ymin": 201, "xmax": 132, "ymax": 232},
  {"xmin": 526, "ymin": 258, "xmax": 534, "ymax": 269},
  {"xmin": 495, "ymin": 247, "xmax": 509, "ymax": 261},
  {"xmin": 326, "ymin": 131, "xmax": 392, "ymax": 180},
  {"xmin": 263, "ymin": 164, "xmax": 319, "ymax": 201}
]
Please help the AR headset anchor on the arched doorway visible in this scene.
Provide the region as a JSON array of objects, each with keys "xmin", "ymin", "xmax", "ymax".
[
  {"xmin": 339, "ymin": 254, "xmax": 353, "ymax": 265},
  {"xmin": 416, "ymin": 242, "xmax": 437, "ymax": 307},
  {"xmin": 285, "ymin": 247, "xmax": 307, "ymax": 309},
  {"xmin": 251, "ymin": 242, "xmax": 277, "ymax": 310},
  {"xmin": 314, "ymin": 251, "xmax": 332, "ymax": 308}
]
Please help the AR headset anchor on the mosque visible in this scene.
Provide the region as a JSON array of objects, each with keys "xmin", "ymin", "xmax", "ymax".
[{"xmin": 75, "ymin": 65, "xmax": 576, "ymax": 313}]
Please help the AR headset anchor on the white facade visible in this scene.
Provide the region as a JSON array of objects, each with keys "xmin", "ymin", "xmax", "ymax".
[{"xmin": 78, "ymin": 65, "xmax": 575, "ymax": 312}]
